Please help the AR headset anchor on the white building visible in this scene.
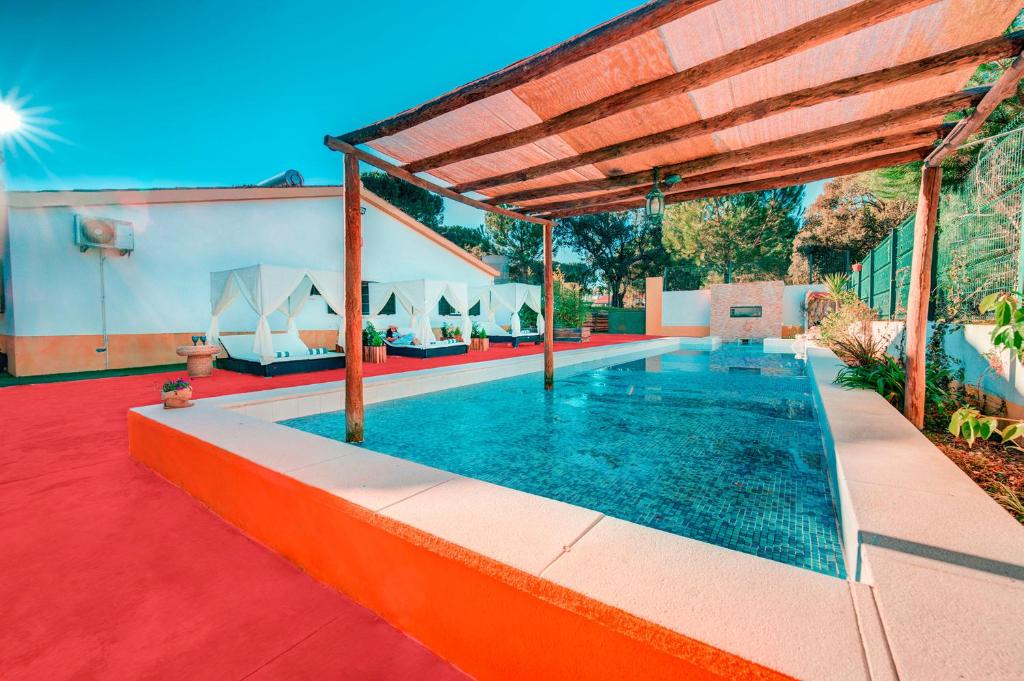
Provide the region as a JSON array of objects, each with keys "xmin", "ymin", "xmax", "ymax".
[{"xmin": 0, "ymin": 185, "xmax": 496, "ymax": 376}]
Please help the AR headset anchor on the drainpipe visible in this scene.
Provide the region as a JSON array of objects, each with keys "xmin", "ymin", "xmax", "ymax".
[{"xmin": 97, "ymin": 250, "xmax": 109, "ymax": 369}]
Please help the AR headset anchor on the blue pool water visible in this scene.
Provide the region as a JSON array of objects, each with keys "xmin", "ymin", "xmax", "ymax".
[{"xmin": 283, "ymin": 344, "xmax": 845, "ymax": 578}]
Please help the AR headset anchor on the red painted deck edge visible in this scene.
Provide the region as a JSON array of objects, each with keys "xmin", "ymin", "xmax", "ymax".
[{"xmin": 128, "ymin": 411, "xmax": 793, "ymax": 681}]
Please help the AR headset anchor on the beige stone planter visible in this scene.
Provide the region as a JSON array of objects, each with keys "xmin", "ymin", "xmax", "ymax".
[
  {"xmin": 470, "ymin": 337, "xmax": 489, "ymax": 352},
  {"xmin": 363, "ymin": 345, "xmax": 387, "ymax": 363},
  {"xmin": 161, "ymin": 386, "xmax": 193, "ymax": 409}
]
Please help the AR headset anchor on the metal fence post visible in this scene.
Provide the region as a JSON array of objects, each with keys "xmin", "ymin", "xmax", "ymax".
[
  {"xmin": 868, "ymin": 249, "xmax": 876, "ymax": 313},
  {"xmin": 1017, "ymin": 186, "xmax": 1024, "ymax": 293},
  {"xmin": 888, "ymin": 230, "xmax": 899, "ymax": 319}
]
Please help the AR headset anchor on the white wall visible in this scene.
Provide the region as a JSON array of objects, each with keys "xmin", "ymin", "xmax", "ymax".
[
  {"xmin": 869, "ymin": 320, "xmax": 1024, "ymax": 410},
  {"xmin": 6, "ymin": 195, "xmax": 493, "ymax": 337},
  {"xmin": 662, "ymin": 290, "xmax": 711, "ymax": 327},
  {"xmin": 782, "ymin": 284, "xmax": 826, "ymax": 327}
]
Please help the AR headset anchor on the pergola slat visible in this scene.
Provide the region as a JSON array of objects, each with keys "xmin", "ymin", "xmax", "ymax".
[
  {"xmin": 403, "ymin": 0, "xmax": 953, "ymax": 174},
  {"xmin": 538, "ymin": 147, "xmax": 932, "ymax": 218},
  {"xmin": 337, "ymin": 0, "xmax": 719, "ymax": 145},
  {"xmin": 484, "ymin": 89, "xmax": 985, "ymax": 205},
  {"xmin": 520, "ymin": 125, "xmax": 949, "ymax": 214},
  {"xmin": 462, "ymin": 87, "xmax": 987, "ymax": 198},
  {"xmin": 323, "ymin": 136, "xmax": 551, "ymax": 226}
]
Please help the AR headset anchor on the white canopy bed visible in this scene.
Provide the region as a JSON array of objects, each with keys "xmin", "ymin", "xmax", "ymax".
[
  {"xmin": 471, "ymin": 283, "xmax": 545, "ymax": 347},
  {"xmin": 366, "ymin": 279, "xmax": 469, "ymax": 359},
  {"xmin": 207, "ymin": 264, "xmax": 346, "ymax": 376}
]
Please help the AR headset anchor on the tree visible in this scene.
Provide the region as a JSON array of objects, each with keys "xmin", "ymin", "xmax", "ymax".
[
  {"xmin": 555, "ymin": 261, "xmax": 596, "ymax": 294},
  {"xmin": 484, "ymin": 210, "xmax": 544, "ymax": 282},
  {"xmin": 662, "ymin": 186, "xmax": 804, "ymax": 284},
  {"xmin": 555, "ymin": 210, "xmax": 666, "ymax": 308},
  {"xmin": 434, "ymin": 225, "xmax": 494, "ymax": 258},
  {"xmin": 361, "ymin": 171, "xmax": 444, "ymax": 229},
  {"xmin": 788, "ymin": 173, "xmax": 914, "ymax": 283}
]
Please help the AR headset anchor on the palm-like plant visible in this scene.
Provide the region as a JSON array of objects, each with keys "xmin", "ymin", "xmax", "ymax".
[{"xmin": 822, "ymin": 273, "xmax": 850, "ymax": 300}]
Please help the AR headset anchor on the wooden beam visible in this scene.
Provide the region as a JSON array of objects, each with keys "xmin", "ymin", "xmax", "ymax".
[
  {"xmin": 926, "ymin": 52, "xmax": 1024, "ymax": 166},
  {"xmin": 337, "ymin": 0, "xmax": 719, "ymax": 144},
  {"xmin": 543, "ymin": 221, "xmax": 554, "ymax": 390},
  {"xmin": 460, "ymin": 87, "xmax": 986, "ymax": 197},
  {"xmin": 324, "ymin": 136, "xmax": 552, "ymax": 226},
  {"xmin": 520, "ymin": 126, "xmax": 947, "ymax": 214},
  {"xmin": 403, "ymin": 0, "xmax": 963, "ymax": 174},
  {"xmin": 903, "ymin": 165, "xmax": 942, "ymax": 428},
  {"xmin": 343, "ymin": 153, "xmax": 364, "ymax": 443},
  {"xmin": 539, "ymin": 146, "xmax": 931, "ymax": 218}
]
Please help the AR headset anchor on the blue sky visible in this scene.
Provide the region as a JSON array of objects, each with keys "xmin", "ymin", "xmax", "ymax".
[{"xmin": 2, "ymin": 0, "xmax": 823, "ymax": 224}]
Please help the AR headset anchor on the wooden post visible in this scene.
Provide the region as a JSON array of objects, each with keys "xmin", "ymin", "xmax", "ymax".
[
  {"xmin": 904, "ymin": 165, "xmax": 942, "ymax": 429},
  {"xmin": 344, "ymin": 154, "xmax": 364, "ymax": 442},
  {"xmin": 543, "ymin": 220, "xmax": 554, "ymax": 390}
]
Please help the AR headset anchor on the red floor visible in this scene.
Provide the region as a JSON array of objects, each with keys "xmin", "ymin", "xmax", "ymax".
[{"xmin": 0, "ymin": 335, "xmax": 652, "ymax": 680}]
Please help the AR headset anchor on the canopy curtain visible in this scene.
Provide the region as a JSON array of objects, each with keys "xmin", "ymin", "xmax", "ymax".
[
  {"xmin": 442, "ymin": 281, "xmax": 471, "ymax": 341},
  {"xmin": 368, "ymin": 279, "xmax": 470, "ymax": 343},
  {"xmin": 468, "ymin": 285, "xmax": 492, "ymax": 322},
  {"xmin": 491, "ymin": 283, "xmax": 544, "ymax": 334},
  {"xmin": 207, "ymin": 264, "xmax": 345, "ymax": 359}
]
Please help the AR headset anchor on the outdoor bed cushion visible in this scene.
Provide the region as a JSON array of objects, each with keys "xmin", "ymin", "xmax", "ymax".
[{"xmin": 219, "ymin": 334, "xmax": 259, "ymax": 362}]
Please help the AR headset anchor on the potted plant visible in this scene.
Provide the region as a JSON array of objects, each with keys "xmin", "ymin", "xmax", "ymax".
[
  {"xmin": 552, "ymin": 282, "xmax": 592, "ymax": 343},
  {"xmin": 470, "ymin": 322, "xmax": 489, "ymax": 352},
  {"xmin": 440, "ymin": 322, "xmax": 464, "ymax": 342},
  {"xmin": 362, "ymin": 322, "xmax": 387, "ymax": 363},
  {"xmin": 161, "ymin": 377, "xmax": 193, "ymax": 409}
]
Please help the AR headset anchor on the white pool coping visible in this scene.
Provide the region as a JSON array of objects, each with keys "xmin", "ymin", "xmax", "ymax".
[
  {"xmin": 130, "ymin": 339, "xmax": 1024, "ymax": 680},
  {"xmin": 806, "ymin": 346, "xmax": 1024, "ymax": 680}
]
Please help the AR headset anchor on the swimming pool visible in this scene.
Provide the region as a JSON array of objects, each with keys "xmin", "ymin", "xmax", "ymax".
[{"xmin": 283, "ymin": 344, "xmax": 845, "ymax": 578}]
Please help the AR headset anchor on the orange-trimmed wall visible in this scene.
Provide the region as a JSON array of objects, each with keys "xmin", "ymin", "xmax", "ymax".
[
  {"xmin": 4, "ymin": 330, "xmax": 340, "ymax": 376},
  {"xmin": 127, "ymin": 412, "xmax": 790, "ymax": 681},
  {"xmin": 645, "ymin": 277, "xmax": 710, "ymax": 337}
]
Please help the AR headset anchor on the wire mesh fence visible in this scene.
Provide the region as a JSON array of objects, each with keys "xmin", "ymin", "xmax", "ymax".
[
  {"xmin": 850, "ymin": 125, "xmax": 1024, "ymax": 320},
  {"xmin": 934, "ymin": 125, "xmax": 1024, "ymax": 320}
]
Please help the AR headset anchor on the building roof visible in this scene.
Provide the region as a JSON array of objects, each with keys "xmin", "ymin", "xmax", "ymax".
[
  {"xmin": 329, "ymin": 0, "xmax": 1021, "ymax": 218},
  {"xmin": 6, "ymin": 185, "xmax": 499, "ymax": 277}
]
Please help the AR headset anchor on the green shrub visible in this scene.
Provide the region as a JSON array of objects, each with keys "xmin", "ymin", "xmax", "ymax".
[
  {"xmin": 553, "ymin": 282, "xmax": 590, "ymax": 328},
  {"xmin": 471, "ymin": 322, "xmax": 487, "ymax": 339},
  {"xmin": 835, "ymin": 355, "xmax": 955, "ymax": 425},
  {"xmin": 440, "ymin": 322, "xmax": 463, "ymax": 341},
  {"xmin": 819, "ymin": 297, "xmax": 876, "ymax": 348},
  {"xmin": 362, "ymin": 322, "xmax": 384, "ymax": 347}
]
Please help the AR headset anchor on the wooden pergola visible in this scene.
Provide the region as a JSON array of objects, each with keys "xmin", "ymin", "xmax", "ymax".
[{"xmin": 326, "ymin": 0, "xmax": 1024, "ymax": 441}]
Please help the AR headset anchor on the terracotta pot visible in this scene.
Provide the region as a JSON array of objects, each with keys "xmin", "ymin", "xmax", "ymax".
[
  {"xmin": 161, "ymin": 386, "xmax": 193, "ymax": 409},
  {"xmin": 363, "ymin": 345, "xmax": 387, "ymax": 363},
  {"xmin": 470, "ymin": 337, "xmax": 489, "ymax": 352}
]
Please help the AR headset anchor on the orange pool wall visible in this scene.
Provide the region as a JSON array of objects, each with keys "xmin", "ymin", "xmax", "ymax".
[{"xmin": 128, "ymin": 412, "xmax": 792, "ymax": 681}]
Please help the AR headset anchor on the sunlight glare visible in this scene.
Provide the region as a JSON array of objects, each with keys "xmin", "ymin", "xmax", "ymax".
[{"xmin": 0, "ymin": 101, "xmax": 22, "ymax": 135}]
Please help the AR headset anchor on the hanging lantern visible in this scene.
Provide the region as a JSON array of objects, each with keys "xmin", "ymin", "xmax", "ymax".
[
  {"xmin": 851, "ymin": 263, "xmax": 863, "ymax": 273},
  {"xmin": 645, "ymin": 168, "xmax": 665, "ymax": 220}
]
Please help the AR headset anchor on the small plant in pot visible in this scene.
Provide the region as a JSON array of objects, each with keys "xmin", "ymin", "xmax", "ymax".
[
  {"xmin": 470, "ymin": 321, "xmax": 489, "ymax": 352},
  {"xmin": 440, "ymin": 322, "xmax": 464, "ymax": 342},
  {"xmin": 362, "ymin": 322, "xmax": 387, "ymax": 363},
  {"xmin": 161, "ymin": 377, "xmax": 193, "ymax": 409}
]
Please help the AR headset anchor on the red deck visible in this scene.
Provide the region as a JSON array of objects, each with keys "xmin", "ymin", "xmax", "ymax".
[{"xmin": 0, "ymin": 335, "xmax": 652, "ymax": 680}]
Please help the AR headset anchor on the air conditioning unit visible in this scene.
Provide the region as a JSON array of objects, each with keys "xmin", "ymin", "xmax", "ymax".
[{"xmin": 74, "ymin": 215, "xmax": 135, "ymax": 255}]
